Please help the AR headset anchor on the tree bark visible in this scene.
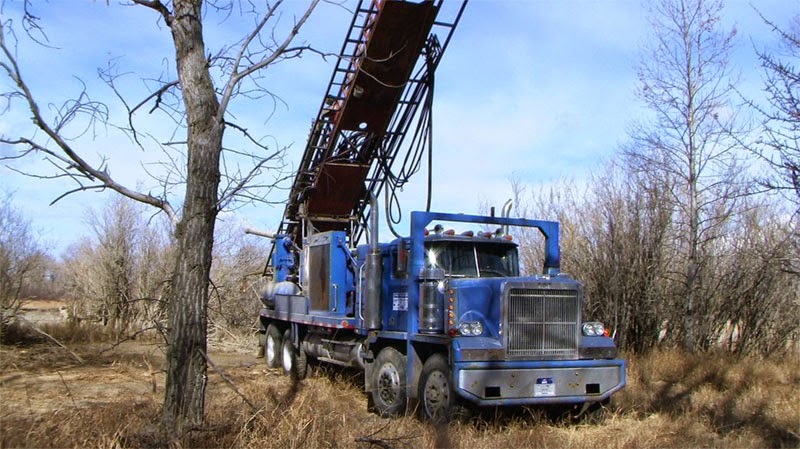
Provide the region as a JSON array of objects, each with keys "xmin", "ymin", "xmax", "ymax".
[{"xmin": 161, "ymin": 0, "xmax": 223, "ymax": 433}]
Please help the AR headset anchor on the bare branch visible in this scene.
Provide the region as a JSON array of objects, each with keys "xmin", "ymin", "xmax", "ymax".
[
  {"xmin": 217, "ymin": 0, "xmax": 321, "ymax": 120},
  {"xmin": 132, "ymin": 0, "xmax": 174, "ymax": 26},
  {"xmin": 0, "ymin": 20, "xmax": 178, "ymax": 224}
]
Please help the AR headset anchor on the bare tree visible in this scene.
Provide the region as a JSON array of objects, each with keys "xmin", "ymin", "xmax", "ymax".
[
  {"xmin": 626, "ymin": 0, "xmax": 747, "ymax": 352},
  {"xmin": 133, "ymin": 210, "xmax": 174, "ymax": 330},
  {"xmin": 60, "ymin": 238, "xmax": 100, "ymax": 323},
  {"xmin": 208, "ymin": 219, "xmax": 269, "ymax": 333},
  {"xmin": 750, "ymin": 14, "xmax": 800, "ymax": 206},
  {"xmin": 59, "ymin": 196, "xmax": 172, "ymax": 339},
  {"xmin": 575, "ymin": 164, "xmax": 675, "ymax": 353},
  {"xmin": 711, "ymin": 202, "xmax": 800, "ymax": 355},
  {"xmin": 0, "ymin": 192, "xmax": 45, "ymax": 338},
  {"xmin": 510, "ymin": 164, "xmax": 674, "ymax": 354},
  {"xmin": 91, "ymin": 197, "xmax": 136, "ymax": 339},
  {"xmin": 0, "ymin": 0, "xmax": 321, "ymax": 433}
]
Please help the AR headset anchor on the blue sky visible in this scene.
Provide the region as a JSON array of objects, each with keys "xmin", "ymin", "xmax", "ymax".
[{"xmin": 1, "ymin": 0, "xmax": 797, "ymax": 255}]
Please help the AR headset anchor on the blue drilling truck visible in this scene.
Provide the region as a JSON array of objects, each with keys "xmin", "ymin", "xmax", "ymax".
[{"xmin": 254, "ymin": 0, "xmax": 625, "ymax": 422}]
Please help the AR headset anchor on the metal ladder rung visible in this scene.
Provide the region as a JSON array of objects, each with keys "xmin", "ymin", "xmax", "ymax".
[{"xmin": 433, "ymin": 20, "xmax": 457, "ymax": 28}]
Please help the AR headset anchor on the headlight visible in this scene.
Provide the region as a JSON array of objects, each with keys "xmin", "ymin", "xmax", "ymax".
[
  {"xmin": 582, "ymin": 321, "xmax": 605, "ymax": 336},
  {"xmin": 469, "ymin": 321, "xmax": 483, "ymax": 336},
  {"xmin": 457, "ymin": 321, "xmax": 484, "ymax": 336}
]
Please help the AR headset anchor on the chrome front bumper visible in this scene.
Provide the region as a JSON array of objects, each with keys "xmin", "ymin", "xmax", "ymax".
[{"xmin": 456, "ymin": 361, "xmax": 625, "ymax": 405}]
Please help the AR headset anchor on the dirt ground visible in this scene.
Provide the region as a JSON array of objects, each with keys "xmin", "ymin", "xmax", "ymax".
[
  {"xmin": 3, "ymin": 300, "xmax": 268, "ymax": 436},
  {"xmin": 0, "ymin": 339, "xmax": 262, "ymax": 416}
]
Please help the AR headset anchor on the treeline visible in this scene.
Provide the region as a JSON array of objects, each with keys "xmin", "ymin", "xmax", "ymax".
[
  {"xmin": 511, "ymin": 167, "xmax": 798, "ymax": 357},
  {"xmin": 0, "ymin": 194, "xmax": 267, "ymax": 342}
]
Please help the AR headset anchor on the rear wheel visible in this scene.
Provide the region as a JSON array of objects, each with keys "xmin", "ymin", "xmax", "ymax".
[
  {"xmin": 370, "ymin": 347, "xmax": 407, "ymax": 417},
  {"xmin": 264, "ymin": 324, "xmax": 282, "ymax": 369},
  {"xmin": 281, "ymin": 329, "xmax": 307, "ymax": 379}
]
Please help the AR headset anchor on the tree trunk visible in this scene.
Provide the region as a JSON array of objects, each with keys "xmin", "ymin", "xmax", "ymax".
[{"xmin": 161, "ymin": 0, "xmax": 223, "ymax": 433}]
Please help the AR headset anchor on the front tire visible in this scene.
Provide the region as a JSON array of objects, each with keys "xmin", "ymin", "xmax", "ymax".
[
  {"xmin": 370, "ymin": 347, "xmax": 407, "ymax": 417},
  {"xmin": 281, "ymin": 329, "xmax": 307, "ymax": 380},
  {"xmin": 264, "ymin": 324, "xmax": 282, "ymax": 369},
  {"xmin": 418, "ymin": 353, "xmax": 469, "ymax": 423}
]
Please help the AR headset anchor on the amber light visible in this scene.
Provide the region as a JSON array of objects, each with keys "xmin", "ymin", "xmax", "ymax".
[{"xmin": 447, "ymin": 291, "xmax": 456, "ymax": 335}]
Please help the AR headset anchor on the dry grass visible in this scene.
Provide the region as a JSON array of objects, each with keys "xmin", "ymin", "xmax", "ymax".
[
  {"xmin": 616, "ymin": 349, "xmax": 800, "ymax": 448},
  {"xmin": 1, "ymin": 327, "xmax": 798, "ymax": 449}
]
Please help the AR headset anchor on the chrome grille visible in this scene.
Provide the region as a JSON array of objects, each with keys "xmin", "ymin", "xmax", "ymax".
[{"xmin": 505, "ymin": 287, "xmax": 580, "ymax": 359}]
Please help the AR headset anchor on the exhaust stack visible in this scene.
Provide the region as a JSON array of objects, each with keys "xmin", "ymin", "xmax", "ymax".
[{"xmin": 363, "ymin": 194, "xmax": 382, "ymax": 330}]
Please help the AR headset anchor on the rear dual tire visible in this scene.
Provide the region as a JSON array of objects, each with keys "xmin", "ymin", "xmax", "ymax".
[
  {"xmin": 281, "ymin": 329, "xmax": 307, "ymax": 380},
  {"xmin": 264, "ymin": 324, "xmax": 282, "ymax": 369}
]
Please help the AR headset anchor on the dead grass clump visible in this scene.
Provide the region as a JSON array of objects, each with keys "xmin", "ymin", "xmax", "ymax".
[
  {"xmin": 1, "ymin": 399, "xmax": 160, "ymax": 448},
  {"xmin": 37, "ymin": 321, "xmax": 116, "ymax": 344},
  {"xmin": 618, "ymin": 349, "xmax": 800, "ymax": 448},
  {"xmin": 1, "ymin": 320, "xmax": 118, "ymax": 348},
  {"xmin": 0, "ymin": 320, "xmax": 47, "ymax": 346},
  {"xmin": 201, "ymin": 367, "xmax": 389, "ymax": 448}
]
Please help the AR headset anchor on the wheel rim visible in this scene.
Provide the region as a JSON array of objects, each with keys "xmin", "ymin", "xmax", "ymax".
[
  {"xmin": 423, "ymin": 370, "xmax": 450, "ymax": 421},
  {"xmin": 376, "ymin": 362, "xmax": 401, "ymax": 406}
]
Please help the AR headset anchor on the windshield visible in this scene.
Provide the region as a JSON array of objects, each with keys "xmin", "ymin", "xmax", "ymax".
[{"xmin": 424, "ymin": 240, "xmax": 519, "ymax": 278}]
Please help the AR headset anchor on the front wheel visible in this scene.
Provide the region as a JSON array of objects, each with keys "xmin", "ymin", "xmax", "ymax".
[{"xmin": 418, "ymin": 353, "xmax": 469, "ymax": 423}]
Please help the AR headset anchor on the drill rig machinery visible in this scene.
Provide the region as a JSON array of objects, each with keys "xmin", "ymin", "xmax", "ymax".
[{"xmin": 255, "ymin": 0, "xmax": 626, "ymax": 423}]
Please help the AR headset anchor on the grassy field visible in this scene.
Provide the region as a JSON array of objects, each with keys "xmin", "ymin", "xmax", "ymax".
[{"xmin": 1, "ymin": 323, "xmax": 798, "ymax": 449}]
